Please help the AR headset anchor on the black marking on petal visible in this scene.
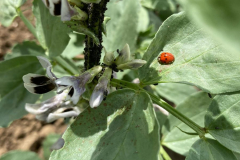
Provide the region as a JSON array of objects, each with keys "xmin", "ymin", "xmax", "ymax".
[
  {"xmin": 33, "ymin": 83, "xmax": 56, "ymax": 94},
  {"xmin": 54, "ymin": 1, "xmax": 61, "ymax": 16},
  {"xmin": 68, "ymin": 87, "xmax": 74, "ymax": 97},
  {"xmin": 30, "ymin": 76, "xmax": 51, "ymax": 85},
  {"xmin": 62, "ymin": 108, "xmax": 74, "ymax": 113},
  {"xmin": 46, "ymin": 0, "xmax": 50, "ymax": 7}
]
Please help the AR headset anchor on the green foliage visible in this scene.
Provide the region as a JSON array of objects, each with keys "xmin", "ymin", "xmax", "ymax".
[
  {"xmin": 61, "ymin": 33, "xmax": 85, "ymax": 59},
  {"xmin": 0, "ymin": 0, "xmax": 26, "ymax": 26},
  {"xmin": 162, "ymin": 92, "xmax": 212, "ymax": 155},
  {"xmin": 103, "ymin": 0, "xmax": 140, "ymax": 52},
  {"xmin": 5, "ymin": 41, "xmax": 45, "ymax": 59},
  {"xmin": 186, "ymin": 138, "xmax": 237, "ymax": 160},
  {"xmin": 50, "ymin": 89, "xmax": 160, "ymax": 160},
  {"xmin": 138, "ymin": 12, "xmax": 240, "ymax": 94},
  {"xmin": 43, "ymin": 134, "xmax": 61, "ymax": 160},
  {"xmin": 152, "ymin": 83, "xmax": 197, "ymax": 106},
  {"xmin": 33, "ymin": 0, "xmax": 71, "ymax": 58},
  {"xmin": 205, "ymin": 93, "xmax": 240, "ymax": 153},
  {"xmin": 0, "ymin": 56, "xmax": 43, "ymax": 127},
  {"xmin": 0, "ymin": 150, "xmax": 41, "ymax": 160},
  {"xmin": 179, "ymin": 0, "xmax": 240, "ymax": 57}
]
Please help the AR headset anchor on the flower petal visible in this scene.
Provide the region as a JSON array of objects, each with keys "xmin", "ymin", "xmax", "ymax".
[
  {"xmin": 37, "ymin": 56, "xmax": 56, "ymax": 79},
  {"xmin": 103, "ymin": 47, "xmax": 115, "ymax": 65},
  {"xmin": 55, "ymin": 76, "xmax": 74, "ymax": 86},
  {"xmin": 115, "ymin": 43, "xmax": 131, "ymax": 65},
  {"xmin": 23, "ymin": 73, "xmax": 51, "ymax": 86},
  {"xmin": 24, "ymin": 82, "xmax": 56, "ymax": 94},
  {"xmin": 37, "ymin": 56, "xmax": 52, "ymax": 69},
  {"xmin": 46, "ymin": 107, "xmax": 80, "ymax": 122},
  {"xmin": 90, "ymin": 89, "xmax": 104, "ymax": 108},
  {"xmin": 48, "ymin": 0, "xmax": 62, "ymax": 16},
  {"xmin": 70, "ymin": 87, "xmax": 86, "ymax": 104},
  {"xmin": 61, "ymin": 0, "xmax": 76, "ymax": 21}
]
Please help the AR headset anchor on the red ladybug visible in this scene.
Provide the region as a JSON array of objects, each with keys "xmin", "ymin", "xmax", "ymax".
[{"xmin": 158, "ymin": 52, "xmax": 175, "ymax": 65}]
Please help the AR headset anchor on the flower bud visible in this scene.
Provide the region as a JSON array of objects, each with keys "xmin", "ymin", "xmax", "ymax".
[
  {"xmin": 117, "ymin": 59, "xmax": 146, "ymax": 70},
  {"xmin": 71, "ymin": 6, "xmax": 88, "ymax": 21},
  {"xmin": 85, "ymin": 66, "xmax": 103, "ymax": 83},
  {"xmin": 115, "ymin": 44, "xmax": 131, "ymax": 65},
  {"xmin": 90, "ymin": 68, "xmax": 112, "ymax": 108},
  {"xmin": 103, "ymin": 47, "xmax": 115, "ymax": 65}
]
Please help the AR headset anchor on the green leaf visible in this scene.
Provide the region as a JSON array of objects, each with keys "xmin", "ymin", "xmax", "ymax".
[
  {"xmin": 61, "ymin": 33, "xmax": 85, "ymax": 59},
  {"xmin": 33, "ymin": 0, "xmax": 70, "ymax": 57},
  {"xmin": 141, "ymin": 0, "xmax": 176, "ymax": 13},
  {"xmin": 50, "ymin": 89, "xmax": 160, "ymax": 160},
  {"xmin": 103, "ymin": 0, "xmax": 140, "ymax": 52},
  {"xmin": 0, "ymin": 150, "xmax": 41, "ymax": 160},
  {"xmin": 5, "ymin": 41, "xmax": 45, "ymax": 59},
  {"xmin": 205, "ymin": 93, "xmax": 240, "ymax": 153},
  {"xmin": 153, "ymin": 83, "xmax": 198, "ymax": 106},
  {"xmin": 138, "ymin": 12, "xmax": 240, "ymax": 94},
  {"xmin": 137, "ymin": 7, "xmax": 149, "ymax": 32},
  {"xmin": 186, "ymin": 138, "xmax": 237, "ymax": 160},
  {"xmin": 162, "ymin": 92, "xmax": 212, "ymax": 155},
  {"xmin": 0, "ymin": 0, "xmax": 26, "ymax": 26},
  {"xmin": 0, "ymin": 56, "xmax": 43, "ymax": 127},
  {"xmin": 43, "ymin": 134, "xmax": 61, "ymax": 160},
  {"xmin": 179, "ymin": 0, "xmax": 240, "ymax": 59}
]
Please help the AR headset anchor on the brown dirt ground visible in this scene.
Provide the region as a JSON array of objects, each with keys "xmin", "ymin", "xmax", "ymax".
[{"xmin": 0, "ymin": 0, "xmax": 35, "ymax": 59}]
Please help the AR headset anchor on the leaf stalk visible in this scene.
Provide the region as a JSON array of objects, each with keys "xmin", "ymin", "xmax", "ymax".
[{"xmin": 110, "ymin": 79, "xmax": 206, "ymax": 138}]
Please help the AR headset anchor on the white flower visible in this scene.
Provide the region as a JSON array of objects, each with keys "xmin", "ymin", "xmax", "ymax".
[
  {"xmin": 55, "ymin": 66, "xmax": 102, "ymax": 104},
  {"xmin": 23, "ymin": 56, "xmax": 57, "ymax": 94},
  {"xmin": 25, "ymin": 90, "xmax": 80, "ymax": 122},
  {"xmin": 23, "ymin": 56, "xmax": 102, "ymax": 105},
  {"xmin": 42, "ymin": 0, "xmax": 77, "ymax": 21},
  {"xmin": 90, "ymin": 67, "xmax": 112, "ymax": 108}
]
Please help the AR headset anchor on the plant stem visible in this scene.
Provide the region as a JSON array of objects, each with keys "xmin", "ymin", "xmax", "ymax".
[
  {"xmin": 55, "ymin": 56, "xmax": 79, "ymax": 75},
  {"xmin": 110, "ymin": 79, "xmax": 206, "ymax": 138},
  {"xmin": 17, "ymin": 8, "xmax": 37, "ymax": 39},
  {"xmin": 83, "ymin": 0, "xmax": 109, "ymax": 70},
  {"xmin": 160, "ymin": 147, "xmax": 172, "ymax": 160}
]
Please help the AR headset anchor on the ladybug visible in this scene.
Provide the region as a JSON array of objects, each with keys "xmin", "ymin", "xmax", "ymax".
[{"xmin": 158, "ymin": 52, "xmax": 175, "ymax": 65}]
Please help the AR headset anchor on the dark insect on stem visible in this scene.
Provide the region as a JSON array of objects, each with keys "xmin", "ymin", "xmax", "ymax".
[{"xmin": 208, "ymin": 93, "xmax": 212, "ymax": 98}]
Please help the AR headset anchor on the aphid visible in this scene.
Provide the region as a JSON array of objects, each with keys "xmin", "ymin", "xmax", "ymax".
[{"xmin": 158, "ymin": 52, "xmax": 175, "ymax": 65}]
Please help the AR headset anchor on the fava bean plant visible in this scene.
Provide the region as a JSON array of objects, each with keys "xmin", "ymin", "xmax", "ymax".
[{"xmin": 0, "ymin": 0, "xmax": 240, "ymax": 159}]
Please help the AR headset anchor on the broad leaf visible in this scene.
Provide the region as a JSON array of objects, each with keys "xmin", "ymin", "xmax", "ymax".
[
  {"xmin": 0, "ymin": 151, "xmax": 41, "ymax": 160},
  {"xmin": 138, "ymin": 12, "xmax": 240, "ymax": 94},
  {"xmin": 186, "ymin": 138, "xmax": 237, "ymax": 160},
  {"xmin": 141, "ymin": 0, "xmax": 175, "ymax": 12},
  {"xmin": 61, "ymin": 33, "xmax": 85, "ymax": 59},
  {"xmin": 0, "ymin": 0, "xmax": 26, "ymax": 26},
  {"xmin": 153, "ymin": 83, "xmax": 198, "ymax": 106},
  {"xmin": 43, "ymin": 134, "xmax": 61, "ymax": 160},
  {"xmin": 205, "ymin": 93, "xmax": 240, "ymax": 153},
  {"xmin": 103, "ymin": 0, "xmax": 140, "ymax": 52},
  {"xmin": 5, "ymin": 41, "xmax": 45, "ymax": 59},
  {"xmin": 50, "ymin": 89, "xmax": 160, "ymax": 160},
  {"xmin": 0, "ymin": 56, "xmax": 43, "ymax": 127},
  {"xmin": 162, "ymin": 92, "xmax": 212, "ymax": 155},
  {"xmin": 33, "ymin": 0, "xmax": 70, "ymax": 57},
  {"xmin": 179, "ymin": 0, "xmax": 240, "ymax": 57}
]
